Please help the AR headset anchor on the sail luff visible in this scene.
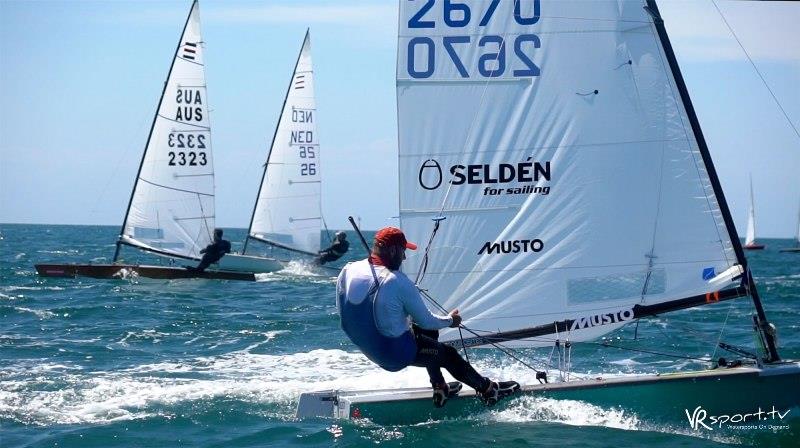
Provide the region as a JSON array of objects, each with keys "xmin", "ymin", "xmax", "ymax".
[
  {"xmin": 647, "ymin": 0, "xmax": 778, "ymax": 362},
  {"xmin": 243, "ymin": 29, "xmax": 310, "ymax": 254},
  {"xmin": 114, "ymin": 0, "xmax": 199, "ymax": 262}
]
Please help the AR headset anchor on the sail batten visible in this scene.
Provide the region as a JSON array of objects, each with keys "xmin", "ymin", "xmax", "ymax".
[
  {"xmin": 246, "ymin": 31, "xmax": 321, "ymax": 256},
  {"xmin": 156, "ymin": 114, "xmax": 210, "ymax": 128},
  {"xmin": 246, "ymin": 235, "xmax": 318, "ymax": 257},
  {"xmin": 397, "ymin": 0, "xmax": 742, "ymax": 348},
  {"xmin": 392, "ymin": 259, "xmax": 738, "ymax": 277}
]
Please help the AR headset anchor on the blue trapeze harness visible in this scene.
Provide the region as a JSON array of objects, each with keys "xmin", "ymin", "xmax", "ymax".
[{"xmin": 338, "ymin": 271, "xmax": 417, "ymax": 372}]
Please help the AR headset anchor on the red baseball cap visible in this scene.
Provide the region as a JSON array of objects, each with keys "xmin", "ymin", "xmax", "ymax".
[{"xmin": 374, "ymin": 227, "xmax": 417, "ymax": 250}]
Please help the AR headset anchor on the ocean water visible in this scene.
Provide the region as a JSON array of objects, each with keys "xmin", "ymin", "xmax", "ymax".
[{"xmin": 1, "ymin": 223, "xmax": 798, "ymax": 447}]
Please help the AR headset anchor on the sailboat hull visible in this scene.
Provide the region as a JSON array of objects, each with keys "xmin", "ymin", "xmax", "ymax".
[
  {"xmin": 744, "ymin": 244, "xmax": 766, "ymax": 250},
  {"xmin": 214, "ymin": 253, "xmax": 283, "ymax": 273},
  {"xmin": 34, "ymin": 263, "xmax": 256, "ymax": 281},
  {"xmin": 296, "ymin": 362, "xmax": 800, "ymax": 426},
  {"xmin": 779, "ymin": 247, "xmax": 800, "ymax": 253}
]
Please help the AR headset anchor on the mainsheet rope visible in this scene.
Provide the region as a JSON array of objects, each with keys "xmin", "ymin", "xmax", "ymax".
[{"xmin": 418, "ymin": 288, "xmax": 546, "ymax": 376}]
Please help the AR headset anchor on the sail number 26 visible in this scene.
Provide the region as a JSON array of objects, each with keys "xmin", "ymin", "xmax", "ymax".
[
  {"xmin": 167, "ymin": 132, "xmax": 207, "ymax": 166},
  {"xmin": 406, "ymin": 0, "xmax": 541, "ymax": 79}
]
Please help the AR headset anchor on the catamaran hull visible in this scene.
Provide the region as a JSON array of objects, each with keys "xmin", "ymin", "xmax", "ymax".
[
  {"xmin": 214, "ymin": 254, "xmax": 283, "ymax": 273},
  {"xmin": 34, "ymin": 263, "xmax": 256, "ymax": 281},
  {"xmin": 296, "ymin": 362, "xmax": 800, "ymax": 425}
]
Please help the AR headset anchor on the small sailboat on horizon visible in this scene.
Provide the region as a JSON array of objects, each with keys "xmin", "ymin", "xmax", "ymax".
[
  {"xmin": 744, "ymin": 175, "xmax": 765, "ymax": 250},
  {"xmin": 779, "ymin": 201, "xmax": 800, "ymax": 253}
]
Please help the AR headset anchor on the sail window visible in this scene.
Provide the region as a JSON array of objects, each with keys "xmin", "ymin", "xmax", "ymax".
[
  {"xmin": 149, "ymin": 241, "xmax": 185, "ymax": 250},
  {"xmin": 567, "ymin": 269, "xmax": 665, "ymax": 306},
  {"xmin": 133, "ymin": 227, "xmax": 164, "ymax": 240}
]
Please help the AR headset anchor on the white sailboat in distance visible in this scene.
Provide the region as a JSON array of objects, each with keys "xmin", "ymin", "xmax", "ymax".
[
  {"xmin": 240, "ymin": 30, "xmax": 326, "ymax": 261},
  {"xmin": 297, "ymin": 0, "xmax": 798, "ymax": 424},
  {"xmin": 779, "ymin": 200, "xmax": 800, "ymax": 253},
  {"xmin": 744, "ymin": 174, "xmax": 765, "ymax": 250},
  {"xmin": 35, "ymin": 0, "xmax": 255, "ymax": 281}
]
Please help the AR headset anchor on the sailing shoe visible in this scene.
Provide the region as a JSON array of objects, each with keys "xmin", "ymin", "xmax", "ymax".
[
  {"xmin": 432, "ymin": 381, "xmax": 463, "ymax": 408},
  {"xmin": 479, "ymin": 380, "xmax": 521, "ymax": 406}
]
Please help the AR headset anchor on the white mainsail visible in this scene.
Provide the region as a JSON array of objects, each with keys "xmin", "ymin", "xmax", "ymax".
[
  {"xmin": 745, "ymin": 175, "xmax": 757, "ymax": 246},
  {"xmin": 119, "ymin": 0, "xmax": 214, "ymax": 261},
  {"xmin": 247, "ymin": 31, "xmax": 321, "ymax": 256},
  {"xmin": 397, "ymin": 0, "xmax": 741, "ymax": 347}
]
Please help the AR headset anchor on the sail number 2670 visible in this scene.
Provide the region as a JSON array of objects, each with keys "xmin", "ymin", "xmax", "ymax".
[
  {"xmin": 167, "ymin": 132, "xmax": 207, "ymax": 166},
  {"xmin": 406, "ymin": 0, "xmax": 541, "ymax": 79}
]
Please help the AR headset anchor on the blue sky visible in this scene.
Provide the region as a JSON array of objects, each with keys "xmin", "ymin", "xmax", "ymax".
[{"xmin": 1, "ymin": 0, "xmax": 798, "ymax": 236}]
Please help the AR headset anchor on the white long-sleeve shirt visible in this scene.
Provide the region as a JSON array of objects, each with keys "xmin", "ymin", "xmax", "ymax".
[{"xmin": 337, "ymin": 259, "xmax": 452, "ymax": 337}]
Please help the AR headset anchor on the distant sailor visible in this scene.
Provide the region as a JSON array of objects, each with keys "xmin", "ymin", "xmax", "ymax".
[
  {"xmin": 336, "ymin": 227, "xmax": 519, "ymax": 408},
  {"xmin": 315, "ymin": 231, "xmax": 349, "ymax": 265},
  {"xmin": 192, "ymin": 228, "xmax": 231, "ymax": 272}
]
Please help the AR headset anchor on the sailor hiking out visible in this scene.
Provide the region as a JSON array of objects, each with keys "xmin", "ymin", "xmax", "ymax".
[
  {"xmin": 336, "ymin": 226, "xmax": 519, "ymax": 407},
  {"xmin": 190, "ymin": 228, "xmax": 231, "ymax": 273},
  {"xmin": 315, "ymin": 231, "xmax": 349, "ymax": 265}
]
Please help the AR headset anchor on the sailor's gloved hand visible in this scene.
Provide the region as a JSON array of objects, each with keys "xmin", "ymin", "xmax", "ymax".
[{"xmin": 449, "ymin": 309, "xmax": 462, "ymax": 328}]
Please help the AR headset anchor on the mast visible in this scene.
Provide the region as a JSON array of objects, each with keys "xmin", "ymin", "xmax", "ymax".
[
  {"xmin": 243, "ymin": 29, "xmax": 310, "ymax": 254},
  {"xmin": 114, "ymin": 0, "xmax": 198, "ymax": 262},
  {"xmin": 645, "ymin": 0, "xmax": 779, "ymax": 362}
]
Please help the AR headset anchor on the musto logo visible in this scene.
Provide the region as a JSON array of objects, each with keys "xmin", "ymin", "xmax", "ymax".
[
  {"xmin": 685, "ymin": 405, "xmax": 791, "ymax": 431},
  {"xmin": 570, "ymin": 308, "xmax": 634, "ymax": 331},
  {"xmin": 418, "ymin": 159, "xmax": 551, "ymax": 196},
  {"xmin": 479, "ymin": 239, "xmax": 544, "ymax": 255}
]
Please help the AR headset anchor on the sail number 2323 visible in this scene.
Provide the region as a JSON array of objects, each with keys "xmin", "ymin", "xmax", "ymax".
[
  {"xmin": 406, "ymin": 0, "xmax": 541, "ymax": 79},
  {"xmin": 167, "ymin": 132, "xmax": 207, "ymax": 166}
]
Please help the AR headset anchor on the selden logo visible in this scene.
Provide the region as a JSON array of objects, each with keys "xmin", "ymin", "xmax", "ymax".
[
  {"xmin": 417, "ymin": 158, "xmax": 551, "ymax": 196},
  {"xmin": 418, "ymin": 159, "xmax": 442, "ymax": 190},
  {"xmin": 685, "ymin": 405, "xmax": 791, "ymax": 431}
]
